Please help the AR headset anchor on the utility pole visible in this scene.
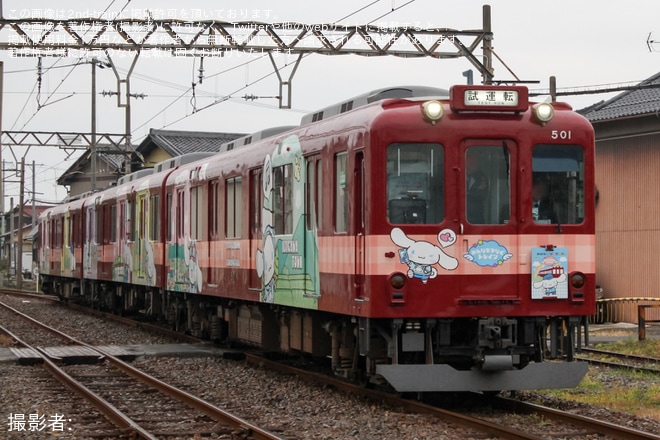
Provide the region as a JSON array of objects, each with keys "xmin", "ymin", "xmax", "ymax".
[
  {"xmin": 8, "ymin": 196, "xmax": 12, "ymax": 280},
  {"xmin": 482, "ymin": 5, "xmax": 493, "ymax": 85},
  {"xmin": 91, "ymin": 59, "xmax": 97, "ymax": 191},
  {"xmin": 0, "ymin": 61, "xmax": 4, "ymax": 264},
  {"xmin": 16, "ymin": 157, "xmax": 24, "ymax": 290},
  {"xmin": 106, "ymin": 51, "xmax": 140, "ymax": 174},
  {"xmin": 31, "ymin": 161, "xmax": 35, "ymax": 226}
]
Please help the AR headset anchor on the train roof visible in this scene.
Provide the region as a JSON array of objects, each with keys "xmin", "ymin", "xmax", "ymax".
[
  {"xmin": 218, "ymin": 126, "xmax": 297, "ymax": 152},
  {"xmin": 300, "ymin": 85, "xmax": 449, "ymax": 126},
  {"xmin": 153, "ymin": 152, "xmax": 217, "ymax": 174}
]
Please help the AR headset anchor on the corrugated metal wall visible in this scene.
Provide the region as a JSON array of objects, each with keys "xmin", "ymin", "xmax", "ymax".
[{"xmin": 595, "ymin": 133, "xmax": 660, "ymax": 321}]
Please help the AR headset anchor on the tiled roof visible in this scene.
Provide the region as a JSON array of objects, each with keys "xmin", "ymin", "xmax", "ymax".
[
  {"xmin": 57, "ymin": 146, "xmax": 126, "ymax": 185},
  {"xmin": 141, "ymin": 129, "xmax": 245, "ymax": 156},
  {"xmin": 580, "ymin": 72, "xmax": 660, "ymax": 122}
]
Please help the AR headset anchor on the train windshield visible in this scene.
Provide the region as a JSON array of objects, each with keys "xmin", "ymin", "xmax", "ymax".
[
  {"xmin": 386, "ymin": 143, "xmax": 444, "ymax": 224},
  {"xmin": 466, "ymin": 145, "xmax": 511, "ymax": 225},
  {"xmin": 532, "ymin": 145, "xmax": 585, "ymax": 224}
]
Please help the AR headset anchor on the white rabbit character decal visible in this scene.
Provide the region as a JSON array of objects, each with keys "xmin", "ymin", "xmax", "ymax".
[{"xmin": 390, "ymin": 227, "xmax": 458, "ymax": 283}]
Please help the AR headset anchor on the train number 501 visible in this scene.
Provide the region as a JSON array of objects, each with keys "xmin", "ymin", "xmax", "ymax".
[{"xmin": 551, "ymin": 130, "xmax": 572, "ymax": 140}]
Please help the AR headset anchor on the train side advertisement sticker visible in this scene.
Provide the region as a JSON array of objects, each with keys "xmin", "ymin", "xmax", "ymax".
[{"xmin": 531, "ymin": 248, "xmax": 568, "ymax": 299}]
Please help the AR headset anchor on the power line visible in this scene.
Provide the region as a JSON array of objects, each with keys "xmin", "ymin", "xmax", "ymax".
[
  {"xmin": 335, "ymin": 0, "xmax": 383, "ymax": 23},
  {"xmin": 529, "ymin": 80, "xmax": 660, "ymax": 97}
]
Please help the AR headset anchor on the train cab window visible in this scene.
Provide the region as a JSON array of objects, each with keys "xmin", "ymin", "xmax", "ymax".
[
  {"xmin": 532, "ymin": 145, "xmax": 584, "ymax": 224},
  {"xmin": 466, "ymin": 145, "xmax": 510, "ymax": 225},
  {"xmin": 387, "ymin": 143, "xmax": 444, "ymax": 224},
  {"xmin": 335, "ymin": 153, "xmax": 348, "ymax": 232}
]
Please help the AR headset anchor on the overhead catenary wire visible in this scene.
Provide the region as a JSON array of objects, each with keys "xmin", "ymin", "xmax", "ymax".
[{"xmin": 149, "ymin": 0, "xmax": 419, "ymax": 131}]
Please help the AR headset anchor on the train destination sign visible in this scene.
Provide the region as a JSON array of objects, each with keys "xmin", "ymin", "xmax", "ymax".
[
  {"xmin": 464, "ymin": 89, "xmax": 518, "ymax": 106},
  {"xmin": 450, "ymin": 85, "xmax": 529, "ymax": 112}
]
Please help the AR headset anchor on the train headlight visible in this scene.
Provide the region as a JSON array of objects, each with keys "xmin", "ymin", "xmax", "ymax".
[
  {"xmin": 390, "ymin": 273, "xmax": 407, "ymax": 289},
  {"xmin": 570, "ymin": 272, "xmax": 586, "ymax": 289},
  {"xmin": 533, "ymin": 102, "xmax": 554, "ymax": 124},
  {"xmin": 422, "ymin": 100, "xmax": 444, "ymax": 125}
]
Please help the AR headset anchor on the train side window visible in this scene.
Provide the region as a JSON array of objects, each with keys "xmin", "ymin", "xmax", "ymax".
[
  {"xmin": 335, "ymin": 152, "xmax": 348, "ymax": 233},
  {"xmin": 387, "ymin": 143, "xmax": 444, "ymax": 224},
  {"xmin": 110, "ymin": 204, "xmax": 117, "ymax": 243},
  {"xmin": 191, "ymin": 185, "xmax": 203, "ymax": 240},
  {"xmin": 532, "ymin": 145, "xmax": 584, "ymax": 224},
  {"xmin": 209, "ymin": 180, "xmax": 220, "ymax": 240},
  {"xmin": 226, "ymin": 177, "xmax": 242, "ymax": 238},
  {"xmin": 55, "ymin": 218, "xmax": 62, "ymax": 248},
  {"xmin": 102, "ymin": 205, "xmax": 111, "ymax": 245},
  {"xmin": 138, "ymin": 195, "xmax": 146, "ymax": 240},
  {"xmin": 466, "ymin": 146, "xmax": 510, "ymax": 225},
  {"xmin": 176, "ymin": 189, "xmax": 185, "ymax": 239},
  {"xmin": 250, "ymin": 170, "xmax": 262, "ymax": 236},
  {"xmin": 65, "ymin": 214, "xmax": 71, "ymax": 249},
  {"xmin": 86, "ymin": 207, "xmax": 94, "ymax": 245},
  {"xmin": 166, "ymin": 193, "xmax": 173, "ymax": 241},
  {"xmin": 149, "ymin": 195, "xmax": 160, "ymax": 241},
  {"xmin": 306, "ymin": 156, "xmax": 322, "ymax": 230},
  {"xmin": 94, "ymin": 201, "xmax": 103, "ymax": 245},
  {"xmin": 273, "ymin": 165, "xmax": 293, "ymax": 235}
]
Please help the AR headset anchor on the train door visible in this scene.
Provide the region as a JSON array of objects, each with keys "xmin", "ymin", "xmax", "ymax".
[
  {"xmin": 84, "ymin": 203, "xmax": 98, "ymax": 279},
  {"xmin": 172, "ymin": 186, "xmax": 187, "ymax": 292},
  {"xmin": 208, "ymin": 179, "xmax": 220, "ymax": 288},
  {"xmin": 135, "ymin": 191, "xmax": 147, "ymax": 281},
  {"xmin": 305, "ymin": 155, "xmax": 322, "ymax": 297},
  {"xmin": 354, "ymin": 151, "xmax": 365, "ymax": 298},
  {"xmin": 460, "ymin": 141, "xmax": 518, "ymax": 299},
  {"xmin": 255, "ymin": 135, "xmax": 320, "ymax": 307},
  {"xmin": 249, "ymin": 169, "xmax": 263, "ymax": 291}
]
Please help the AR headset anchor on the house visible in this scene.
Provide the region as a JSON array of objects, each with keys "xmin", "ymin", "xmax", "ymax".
[
  {"xmin": 136, "ymin": 128, "xmax": 244, "ymax": 169},
  {"xmin": 0, "ymin": 204, "xmax": 50, "ymax": 278},
  {"xmin": 58, "ymin": 129, "xmax": 245, "ymax": 198},
  {"xmin": 580, "ymin": 72, "xmax": 660, "ymax": 321}
]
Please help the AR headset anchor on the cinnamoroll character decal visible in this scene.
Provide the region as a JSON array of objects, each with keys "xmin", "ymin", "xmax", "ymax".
[
  {"xmin": 390, "ymin": 227, "xmax": 458, "ymax": 283},
  {"xmin": 531, "ymin": 249, "xmax": 569, "ymax": 299}
]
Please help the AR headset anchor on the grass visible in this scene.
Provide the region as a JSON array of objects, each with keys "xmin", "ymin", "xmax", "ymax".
[
  {"xmin": 595, "ymin": 339, "xmax": 660, "ymax": 358},
  {"xmin": 540, "ymin": 340, "xmax": 660, "ymax": 419},
  {"xmin": 545, "ymin": 370, "xmax": 660, "ymax": 418}
]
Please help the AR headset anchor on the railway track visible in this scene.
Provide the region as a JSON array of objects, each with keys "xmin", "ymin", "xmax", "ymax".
[
  {"xmin": 246, "ymin": 353, "xmax": 660, "ymax": 440},
  {"xmin": 578, "ymin": 347, "xmax": 660, "ymax": 374},
  {"xmin": 3, "ymin": 290, "xmax": 659, "ymax": 438},
  {"xmin": 490, "ymin": 395, "xmax": 660, "ymax": 440},
  {"xmin": 0, "ymin": 299, "xmax": 283, "ymax": 439}
]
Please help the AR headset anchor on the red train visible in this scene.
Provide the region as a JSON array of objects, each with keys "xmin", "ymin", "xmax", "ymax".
[{"xmin": 38, "ymin": 84, "xmax": 595, "ymax": 392}]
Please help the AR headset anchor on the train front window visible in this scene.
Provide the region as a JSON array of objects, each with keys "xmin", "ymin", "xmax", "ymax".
[
  {"xmin": 387, "ymin": 143, "xmax": 444, "ymax": 224},
  {"xmin": 532, "ymin": 145, "xmax": 584, "ymax": 225},
  {"xmin": 466, "ymin": 145, "xmax": 510, "ymax": 225}
]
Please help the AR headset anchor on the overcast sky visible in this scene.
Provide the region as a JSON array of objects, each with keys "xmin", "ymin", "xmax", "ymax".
[{"xmin": 1, "ymin": 0, "xmax": 659, "ymax": 206}]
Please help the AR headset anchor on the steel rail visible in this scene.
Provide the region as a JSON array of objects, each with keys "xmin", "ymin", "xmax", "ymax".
[
  {"xmin": 577, "ymin": 348, "xmax": 660, "ymax": 375},
  {"xmin": 245, "ymin": 353, "xmax": 543, "ymax": 440},
  {"xmin": 494, "ymin": 396, "xmax": 660, "ymax": 440},
  {"xmin": 0, "ymin": 321, "xmax": 157, "ymax": 439},
  {"xmin": 581, "ymin": 347, "xmax": 660, "ymax": 365},
  {"xmin": 1, "ymin": 300, "xmax": 284, "ymax": 440}
]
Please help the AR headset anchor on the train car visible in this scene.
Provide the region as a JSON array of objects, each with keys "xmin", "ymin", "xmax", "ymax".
[
  {"xmin": 39, "ymin": 195, "xmax": 86, "ymax": 296},
  {"xmin": 39, "ymin": 84, "xmax": 595, "ymax": 392}
]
